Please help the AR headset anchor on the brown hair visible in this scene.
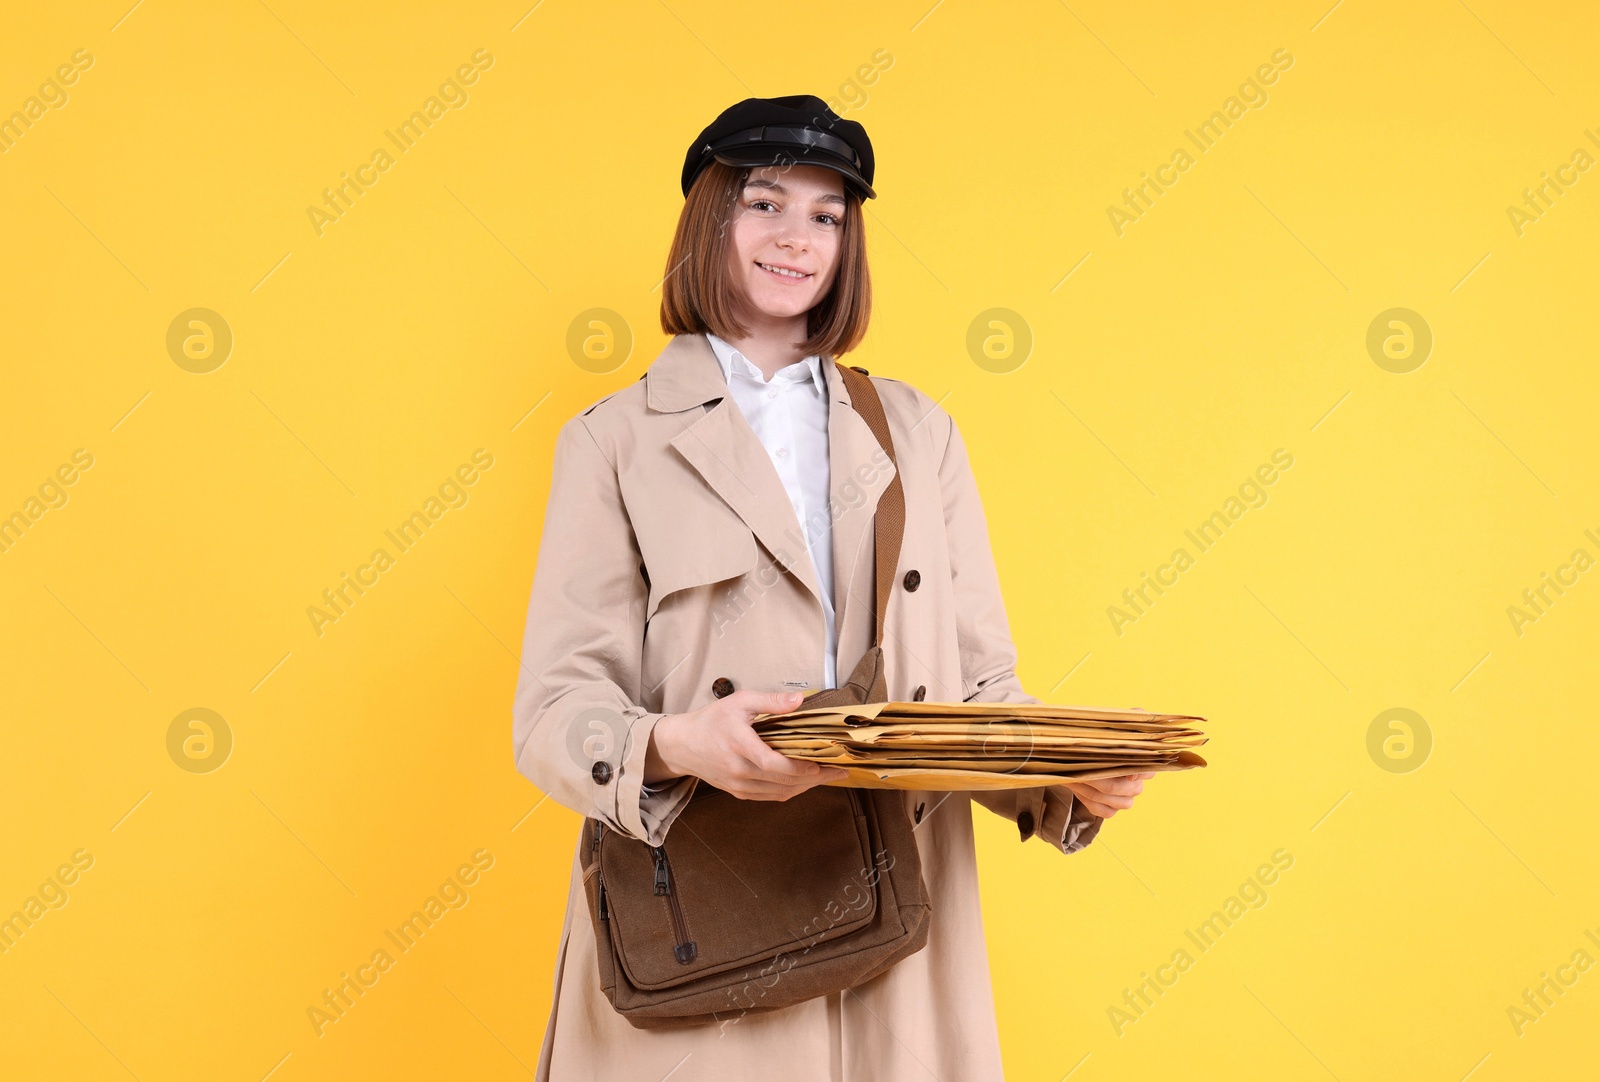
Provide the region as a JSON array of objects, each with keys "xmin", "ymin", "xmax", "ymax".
[{"xmin": 659, "ymin": 160, "xmax": 871, "ymax": 358}]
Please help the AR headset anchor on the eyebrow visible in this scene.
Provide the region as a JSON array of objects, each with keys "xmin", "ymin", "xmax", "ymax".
[{"xmin": 744, "ymin": 177, "xmax": 848, "ymax": 207}]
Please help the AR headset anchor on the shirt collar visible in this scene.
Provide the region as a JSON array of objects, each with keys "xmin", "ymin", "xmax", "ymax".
[{"xmin": 705, "ymin": 333, "xmax": 827, "ymax": 397}]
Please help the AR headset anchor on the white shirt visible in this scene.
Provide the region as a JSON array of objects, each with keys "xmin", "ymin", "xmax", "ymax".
[{"xmin": 705, "ymin": 332, "xmax": 837, "ymax": 689}]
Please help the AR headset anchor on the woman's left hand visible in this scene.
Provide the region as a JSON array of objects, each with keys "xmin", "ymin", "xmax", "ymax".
[{"xmin": 1061, "ymin": 771, "xmax": 1155, "ymax": 818}]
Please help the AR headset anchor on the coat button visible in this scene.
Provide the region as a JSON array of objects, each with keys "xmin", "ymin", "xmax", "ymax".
[
  {"xmin": 712, "ymin": 677, "xmax": 735, "ymax": 698},
  {"xmin": 1017, "ymin": 809, "xmax": 1035, "ymax": 840},
  {"xmin": 592, "ymin": 761, "xmax": 613, "ymax": 785},
  {"xmin": 913, "ymin": 684, "xmax": 927, "ymax": 701},
  {"xmin": 903, "ymin": 569, "xmax": 920, "ymax": 592},
  {"xmin": 914, "ymin": 801, "xmax": 926, "ymax": 824}
]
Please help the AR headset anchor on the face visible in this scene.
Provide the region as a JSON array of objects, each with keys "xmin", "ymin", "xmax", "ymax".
[{"xmin": 724, "ymin": 164, "xmax": 848, "ymax": 323}]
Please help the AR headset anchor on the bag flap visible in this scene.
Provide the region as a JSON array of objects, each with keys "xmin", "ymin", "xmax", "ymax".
[
  {"xmin": 802, "ymin": 646, "xmax": 887, "ymax": 710},
  {"xmin": 599, "ymin": 785, "xmax": 879, "ymax": 991}
]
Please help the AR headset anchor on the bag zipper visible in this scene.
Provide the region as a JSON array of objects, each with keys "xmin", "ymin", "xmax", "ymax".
[{"xmin": 651, "ymin": 845, "xmax": 697, "ymax": 964}]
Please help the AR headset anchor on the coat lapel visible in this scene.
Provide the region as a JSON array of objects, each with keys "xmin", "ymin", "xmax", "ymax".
[
  {"xmin": 652, "ymin": 334, "xmax": 820, "ymax": 602},
  {"xmin": 647, "ymin": 334, "xmax": 897, "ymax": 659}
]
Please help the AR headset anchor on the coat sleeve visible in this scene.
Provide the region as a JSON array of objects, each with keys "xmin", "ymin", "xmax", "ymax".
[
  {"xmin": 935, "ymin": 407, "xmax": 1101, "ymax": 855},
  {"xmin": 512, "ymin": 414, "xmax": 698, "ymax": 847}
]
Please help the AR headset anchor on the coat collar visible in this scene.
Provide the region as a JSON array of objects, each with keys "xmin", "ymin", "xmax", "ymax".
[
  {"xmin": 645, "ymin": 333, "xmax": 896, "ymax": 666},
  {"xmin": 646, "ymin": 330, "xmax": 850, "ymax": 413},
  {"xmin": 643, "ymin": 332, "xmax": 717, "ymax": 413},
  {"xmin": 704, "ymin": 333, "xmax": 828, "ymax": 398}
]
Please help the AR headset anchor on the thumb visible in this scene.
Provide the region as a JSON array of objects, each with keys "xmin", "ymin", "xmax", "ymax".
[{"xmin": 741, "ymin": 689, "xmax": 806, "ymax": 718}]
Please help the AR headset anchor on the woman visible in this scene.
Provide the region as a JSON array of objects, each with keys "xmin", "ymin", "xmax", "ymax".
[{"xmin": 513, "ymin": 95, "xmax": 1152, "ymax": 1080}]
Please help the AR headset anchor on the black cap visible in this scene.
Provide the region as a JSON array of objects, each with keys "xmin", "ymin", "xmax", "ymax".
[{"xmin": 681, "ymin": 95, "xmax": 876, "ymax": 200}]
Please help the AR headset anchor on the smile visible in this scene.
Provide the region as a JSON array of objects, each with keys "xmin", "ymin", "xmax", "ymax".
[{"xmin": 756, "ymin": 262, "xmax": 811, "ymax": 280}]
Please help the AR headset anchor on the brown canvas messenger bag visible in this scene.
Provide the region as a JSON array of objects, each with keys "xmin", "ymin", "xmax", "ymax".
[{"xmin": 579, "ymin": 362, "xmax": 932, "ymax": 1029}]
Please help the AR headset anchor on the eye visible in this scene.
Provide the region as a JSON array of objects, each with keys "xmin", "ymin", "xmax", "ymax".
[
  {"xmin": 814, "ymin": 212, "xmax": 841, "ymax": 227},
  {"xmin": 747, "ymin": 198, "xmax": 778, "ymax": 213}
]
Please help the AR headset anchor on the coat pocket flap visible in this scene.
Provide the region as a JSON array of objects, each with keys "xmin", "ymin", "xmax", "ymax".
[{"xmin": 642, "ymin": 524, "xmax": 759, "ymax": 623}]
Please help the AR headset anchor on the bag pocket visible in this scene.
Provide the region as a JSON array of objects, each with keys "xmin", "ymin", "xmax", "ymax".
[{"xmin": 599, "ymin": 784, "xmax": 879, "ymax": 992}]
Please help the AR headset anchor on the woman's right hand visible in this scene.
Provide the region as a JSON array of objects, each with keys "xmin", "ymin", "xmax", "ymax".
[{"xmin": 644, "ymin": 689, "xmax": 849, "ymax": 800}]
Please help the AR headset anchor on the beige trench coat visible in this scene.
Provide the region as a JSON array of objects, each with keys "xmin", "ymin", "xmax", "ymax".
[{"xmin": 513, "ymin": 333, "xmax": 1102, "ymax": 1080}]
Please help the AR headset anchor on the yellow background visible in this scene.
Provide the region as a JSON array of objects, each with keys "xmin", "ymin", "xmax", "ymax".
[{"xmin": 3, "ymin": 0, "xmax": 1596, "ymax": 1078}]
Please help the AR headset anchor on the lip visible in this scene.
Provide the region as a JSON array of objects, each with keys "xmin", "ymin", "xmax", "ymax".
[{"xmin": 755, "ymin": 261, "xmax": 813, "ymax": 282}]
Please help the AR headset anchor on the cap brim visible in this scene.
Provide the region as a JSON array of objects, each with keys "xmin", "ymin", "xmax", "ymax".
[{"xmin": 712, "ymin": 149, "xmax": 875, "ymax": 200}]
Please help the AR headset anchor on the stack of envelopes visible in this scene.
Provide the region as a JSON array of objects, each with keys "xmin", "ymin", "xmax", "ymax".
[{"xmin": 754, "ymin": 700, "xmax": 1207, "ymax": 790}]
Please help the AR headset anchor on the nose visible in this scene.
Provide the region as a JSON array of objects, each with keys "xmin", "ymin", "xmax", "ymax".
[{"xmin": 773, "ymin": 206, "xmax": 809, "ymax": 252}]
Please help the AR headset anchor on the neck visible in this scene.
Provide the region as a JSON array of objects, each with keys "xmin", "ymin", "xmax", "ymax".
[{"xmin": 722, "ymin": 309, "xmax": 812, "ymax": 381}]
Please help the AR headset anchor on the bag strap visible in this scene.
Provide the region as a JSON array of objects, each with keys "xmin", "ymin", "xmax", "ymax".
[{"xmin": 833, "ymin": 364, "xmax": 905, "ymax": 650}]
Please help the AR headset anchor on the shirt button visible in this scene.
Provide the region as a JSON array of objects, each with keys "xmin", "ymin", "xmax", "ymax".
[
  {"xmin": 1017, "ymin": 809, "xmax": 1035, "ymax": 840},
  {"xmin": 766, "ymin": 389, "xmax": 778, "ymax": 399},
  {"xmin": 776, "ymin": 448, "xmax": 788, "ymax": 458}
]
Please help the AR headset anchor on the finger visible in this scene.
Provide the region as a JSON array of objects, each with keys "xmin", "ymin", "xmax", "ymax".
[
  {"xmin": 795, "ymin": 766, "xmax": 851, "ymax": 787},
  {"xmin": 1078, "ymin": 797, "xmax": 1116, "ymax": 818},
  {"xmin": 1079, "ymin": 781, "xmax": 1140, "ymax": 804},
  {"xmin": 733, "ymin": 689, "xmax": 807, "ymax": 722},
  {"xmin": 1063, "ymin": 782, "xmax": 1132, "ymax": 813},
  {"xmin": 735, "ymin": 735, "xmax": 824, "ymax": 778},
  {"xmin": 732, "ymin": 760, "xmax": 848, "ymax": 796},
  {"xmin": 1083, "ymin": 776, "xmax": 1145, "ymax": 796},
  {"xmin": 760, "ymin": 760, "xmax": 850, "ymax": 787},
  {"xmin": 729, "ymin": 777, "xmax": 827, "ymax": 801},
  {"xmin": 780, "ymin": 768, "xmax": 849, "ymax": 795}
]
